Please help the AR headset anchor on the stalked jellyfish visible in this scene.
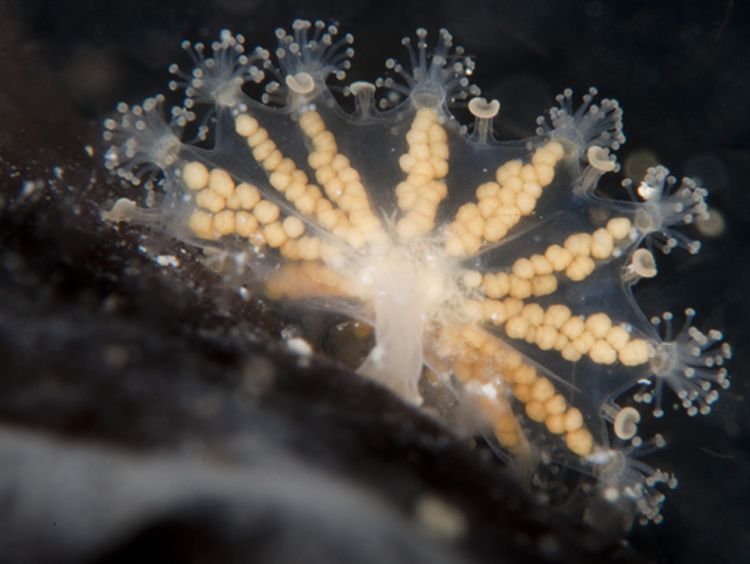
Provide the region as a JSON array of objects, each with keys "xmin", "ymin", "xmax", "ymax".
[{"xmin": 102, "ymin": 20, "xmax": 731, "ymax": 529}]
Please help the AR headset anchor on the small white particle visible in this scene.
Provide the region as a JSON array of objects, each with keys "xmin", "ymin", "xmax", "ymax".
[
  {"xmin": 155, "ymin": 254, "xmax": 180, "ymax": 267},
  {"xmin": 603, "ymin": 486, "xmax": 620, "ymax": 502},
  {"xmin": 367, "ymin": 344, "xmax": 385, "ymax": 367},
  {"xmin": 480, "ymin": 383, "xmax": 497, "ymax": 399},
  {"xmin": 414, "ymin": 494, "xmax": 467, "ymax": 541},
  {"xmin": 20, "ymin": 180, "xmax": 39, "ymax": 198},
  {"xmin": 287, "ymin": 337, "xmax": 313, "ymax": 356}
]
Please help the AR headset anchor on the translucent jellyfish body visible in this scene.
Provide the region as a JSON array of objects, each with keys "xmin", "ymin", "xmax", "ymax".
[{"xmin": 103, "ymin": 20, "xmax": 731, "ymax": 529}]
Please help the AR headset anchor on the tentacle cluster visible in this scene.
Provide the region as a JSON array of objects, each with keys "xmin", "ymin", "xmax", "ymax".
[
  {"xmin": 168, "ymin": 29, "xmax": 264, "ymax": 112},
  {"xmin": 101, "ymin": 21, "xmax": 730, "ymax": 530},
  {"xmin": 103, "ymin": 95, "xmax": 184, "ymax": 186},
  {"xmin": 258, "ymin": 19, "xmax": 355, "ymax": 106},
  {"xmin": 536, "ymin": 86, "xmax": 625, "ymax": 187},
  {"xmin": 629, "ymin": 165, "xmax": 710, "ymax": 254},
  {"xmin": 637, "ymin": 309, "xmax": 731, "ymax": 417},
  {"xmin": 587, "ymin": 438, "xmax": 678, "ymax": 526},
  {"xmin": 376, "ymin": 28, "xmax": 480, "ymax": 110}
]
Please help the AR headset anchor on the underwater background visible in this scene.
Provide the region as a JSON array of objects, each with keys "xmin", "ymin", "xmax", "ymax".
[{"xmin": 1, "ymin": 0, "xmax": 748, "ymax": 562}]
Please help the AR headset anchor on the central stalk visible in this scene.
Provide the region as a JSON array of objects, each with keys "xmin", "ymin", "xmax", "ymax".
[{"xmin": 356, "ymin": 242, "xmax": 454, "ymax": 405}]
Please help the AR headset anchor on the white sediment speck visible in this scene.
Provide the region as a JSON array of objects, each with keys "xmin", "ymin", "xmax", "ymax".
[{"xmin": 155, "ymin": 254, "xmax": 180, "ymax": 267}]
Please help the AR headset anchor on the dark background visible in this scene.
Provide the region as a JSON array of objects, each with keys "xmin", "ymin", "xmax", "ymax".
[{"xmin": 1, "ymin": 0, "xmax": 748, "ymax": 562}]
